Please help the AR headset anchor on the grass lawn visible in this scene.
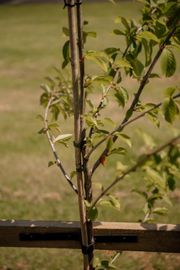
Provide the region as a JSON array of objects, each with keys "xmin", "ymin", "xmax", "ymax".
[{"xmin": 0, "ymin": 1, "xmax": 179, "ymax": 269}]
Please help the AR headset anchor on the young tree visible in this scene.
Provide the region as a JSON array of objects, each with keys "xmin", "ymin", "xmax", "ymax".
[{"xmin": 40, "ymin": 0, "xmax": 180, "ymax": 269}]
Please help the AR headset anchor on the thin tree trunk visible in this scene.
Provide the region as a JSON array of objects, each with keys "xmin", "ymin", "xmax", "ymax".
[
  {"xmin": 67, "ymin": 1, "xmax": 90, "ymax": 269},
  {"xmin": 76, "ymin": 1, "xmax": 95, "ymax": 268}
]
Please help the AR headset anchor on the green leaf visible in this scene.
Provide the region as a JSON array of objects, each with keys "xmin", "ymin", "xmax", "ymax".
[
  {"xmin": 145, "ymin": 167, "xmax": 165, "ymax": 189},
  {"xmin": 117, "ymin": 133, "xmax": 132, "ymax": 148},
  {"xmin": 92, "ymin": 75, "xmax": 112, "ymax": 84},
  {"xmin": 147, "ymin": 112, "xmax": 160, "ymax": 127},
  {"xmin": 116, "ymin": 161, "xmax": 128, "ymax": 172},
  {"xmin": 137, "ymin": 31, "xmax": 159, "ymax": 43},
  {"xmin": 70, "ymin": 171, "xmax": 77, "ymax": 179},
  {"xmin": 108, "ymin": 195, "xmax": 121, "ymax": 210},
  {"xmin": 142, "ymin": 39, "xmax": 153, "ymax": 66},
  {"xmin": 167, "ymin": 175, "xmax": 176, "ymax": 191},
  {"xmin": 53, "ymin": 134, "xmax": 72, "ymax": 143},
  {"xmin": 153, "ymin": 207, "xmax": 168, "ymax": 215},
  {"xmin": 40, "ymin": 84, "xmax": 52, "ymax": 93},
  {"xmin": 83, "ymin": 31, "xmax": 96, "ymax": 43},
  {"xmin": 85, "ymin": 116, "xmax": 98, "ymax": 128},
  {"xmin": 85, "ymin": 51, "xmax": 109, "ymax": 72},
  {"xmin": 48, "ymin": 122, "xmax": 60, "ymax": 132},
  {"xmin": 162, "ymin": 97, "xmax": 179, "ymax": 123},
  {"xmin": 101, "ymin": 260, "xmax": 117, "ymax": 269},
  {"xmin": 155, "ymin": 20, "xmax": 167, "ymax": 38},
  {"xmin": 113, "ymin": 29, "xmax": 125, "ymax": 35},
  {"xmin": 160, "ymin": 48, "xmax": 176, "ymax": 77},
  {"xmin": 115, "ymin": 16, "xmax": 130, "ymax": 31},
  {"xmin": 38, "ymin": 128, "xmax": 46, "ymax": 134},
  {"xmin": 106, "ymin": 137, "xmax": 113, "ymax": 151},
  {"xmin": 99, "ymin": 199, "xmax": 113, "ymax": 207},
  {"xmin": 83, "ymin": 20, "xmax": 88, "ymax": 25},
  {"xmin": 114, "ymin": 59, "xmax": 132, "ymax": 69},
  {"xmin": 88, "ymin": 206, "xmax": 98, "ymax": 221},
  {"xmin": 164, "ymin": 87, "xmax": 176, "ymax": 97},
  {"xmin": 62, "ymin": 40, "xmax": 70, "ymax": 69},
  {"xmin": 109, "ymin": 147, "xmax": 126, "ymax": 156},
  {"xmin": 104, "ymin": 47, "xmax": 119, "ymax": 56},
  {"xmin": 132, "ymin": 58, "xmax": 144, "ymax": 77},
  {"xmin": 48, "ymin": 161, "xmax": 55, "ymax": 167},
  {"xmin": 114, "ymin": 87, "xmax": 129, "ymax": 107},
  {"xmin": 62, "ymin": 27, "xmax": 69, "ymax": 36}
]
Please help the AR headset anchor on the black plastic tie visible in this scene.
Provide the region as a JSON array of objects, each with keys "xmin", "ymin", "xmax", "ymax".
[
  {"xmin": 73, "ymin": 141, "xmax": 82, "ymax": 149},
  {"xmin": 81, "ymin": 242, "xmax": 94, "ymax": 255},
  {"xmin": 63, "ymin": 0, "xmax": 82, "ymax": 9},
  {"xmin": 76, "ymin": 166, "xmax": 84, "ymax": 173},
  {"xmin": 76, "ymin": 1, "xmax": 82, "ymax": 6}
]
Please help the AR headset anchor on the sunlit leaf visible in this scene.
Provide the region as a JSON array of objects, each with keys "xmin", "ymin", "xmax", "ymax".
[
  {"xmin": 153, "ymin": 207, "xmax": 168, "ymax": 215},
  {"xmin": 116, "ymin": 161, "xmax": 128, "ymax": 172},
  {"xmin": 160, "ymin": 48, "xmax": 176, "ymax": 77},
  {"xmin": 114, "ymin": 87, "xmax": 129, "ymax": 107},
  {"xmin": 137, "ymin": 31, "xmax": 160, "ymax": 43},
  {"xmin": 108, "ymin": 195, "xmax": 121, "ymax": 210},
  {"xmin": 109, "ymin": 147, "xmax": 126, "ymax": 155},
  {"xmin": 85, "ymin": 50, "xmax": 109, "ymax": 72},
  {"xmin": 114, "ymin": 59, "xmax": 132, "ymax": 69},
  {"xmin": 164, "ymin": 87, "xmax": 176, "ymax": 97},
  {"xmin": 162, "ymin": 97, "xmax": 179, "ymax": 123},
  {"xmin": 53, "ymin": 134, "xmax": 72, "ymax": 143}
]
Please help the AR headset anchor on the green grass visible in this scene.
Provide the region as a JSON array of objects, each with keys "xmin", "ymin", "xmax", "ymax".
[{"xmin": 0, "ymin": 1, "xmax": 180, "ymax": 269}]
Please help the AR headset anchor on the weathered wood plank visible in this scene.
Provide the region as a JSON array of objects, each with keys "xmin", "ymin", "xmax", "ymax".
[{"xmin": 0, "ymin": 220, "xmax": 179, "ymax": 252}]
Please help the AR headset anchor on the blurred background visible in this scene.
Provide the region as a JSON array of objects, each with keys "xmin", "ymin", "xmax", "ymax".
[{"xmin": 0, "ymin": 0, "xmax": 179, "ymax": 269}]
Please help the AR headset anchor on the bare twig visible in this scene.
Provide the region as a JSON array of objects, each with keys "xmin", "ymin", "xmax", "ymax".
[
  {"xmin": 90, "ymin": 135, "xmax": 180, "ymax": 209},
  {"xmin": 91, "ymin": 26, "xmax": 177, "ymax": 174},
  {"xmin": 44, "ymin": 97, "xmax": 78, "ymax": 194}
]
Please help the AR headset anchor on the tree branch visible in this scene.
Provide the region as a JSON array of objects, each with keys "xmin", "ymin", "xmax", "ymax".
[
  {"xmin": 91, "ymin": 26, "xmax": 177, "ymax": 174},
  {"xmin": 122, "ymin": 26, "xmax": 177, "ymax": 125},
  {"xmin": 44, "ymin": 97, "xmax": 78, "ymax": 194},
  {"xmin": 86, "ymin": 93, "xmax": 180, "ymax": 160},
  {"xmin": 90, "ymin": 135, "xmax": 180, "ymax": 209}
]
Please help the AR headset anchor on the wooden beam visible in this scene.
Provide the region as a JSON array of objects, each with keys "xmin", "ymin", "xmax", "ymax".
[{"xmin": 0, "ymin": 220, "xmax": 179, "ymax": 253}]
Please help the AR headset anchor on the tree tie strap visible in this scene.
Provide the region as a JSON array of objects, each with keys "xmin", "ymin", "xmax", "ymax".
[
  {"xmin": 73, "ymin": 141, "xmax": 82, "ymax": 148},
  {"xmin": 63, "ymin": 0, "xmax": 82, "ymax": 9},
  {"xmin": 81, "ymin": 242, "xmax": 94, "ymax": 255}
]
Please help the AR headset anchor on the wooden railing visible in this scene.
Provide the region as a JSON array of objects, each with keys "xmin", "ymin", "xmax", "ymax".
[{"xmin": 0, "ymin": 220, "xmax": 179, "ymax": 253}]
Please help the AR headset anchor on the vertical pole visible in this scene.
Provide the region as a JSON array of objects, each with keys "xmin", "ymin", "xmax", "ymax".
[
  {"xmin": 66, "ymin": 1, "xmax": 90, "ymax": 269},
  {"xmin": 76, "ymin": 1, "xmax": 94, "ymax": 269}
]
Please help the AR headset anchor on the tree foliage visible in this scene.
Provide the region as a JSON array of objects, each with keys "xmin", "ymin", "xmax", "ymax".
[{"xmin": 40, "ymin": 0, "xmax": 180, "ymax": 269}]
